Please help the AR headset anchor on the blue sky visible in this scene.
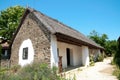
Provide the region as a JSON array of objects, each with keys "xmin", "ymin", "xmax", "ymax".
[{"xmin": 0, "ymin": 0, "xmax": 120, "ymax": 40}]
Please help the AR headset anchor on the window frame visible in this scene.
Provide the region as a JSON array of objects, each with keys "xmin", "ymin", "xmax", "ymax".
[{"xmin": 22, "ymin": 47, "xmax": 28, "ymax": 60}]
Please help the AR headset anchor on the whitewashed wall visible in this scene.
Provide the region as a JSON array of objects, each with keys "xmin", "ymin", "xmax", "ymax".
[
  {"xmin": 19, "ymin": 39, "xmax": 34, "ymax": 66},
  {"xmin": 82, "ymin": 46, "xmax": 89, "ymax": 67},
  {"xmin": 57, "ymin": 41, "xmax": 82, "ymax": 68},
  {"xmin": 50, "ymin": 35, "xmax": 58, "ymax": 68},
  {"xmin": 89, "ymin": 49, "xmax": 101, "ymax": 61}
]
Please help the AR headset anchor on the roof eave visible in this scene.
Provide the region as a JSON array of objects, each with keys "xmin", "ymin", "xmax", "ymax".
[{"xmin": 55, "ymin": 32, "xmax": 104, "ymax": 50}]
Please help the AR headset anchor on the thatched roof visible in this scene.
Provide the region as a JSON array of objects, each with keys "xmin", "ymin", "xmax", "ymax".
[
  {"xmin": 0, "ymin": 40, "xmax": 9, "ymax": 49},
  {"xmin": 29, "ymin": 8, "xmax": 103, "ymax": 49},
  {"xmin": 12, "ymin": 8, "xmax": 104, "ymax": 49}
]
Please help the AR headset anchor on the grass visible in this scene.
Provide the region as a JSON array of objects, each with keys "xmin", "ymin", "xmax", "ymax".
[
  {"xmin": 113, "ymin": 66, "xmax": 120, "ymax": 80},
  {"xmin": 0, "ymin": 63, "xmax": 66, "ymax": 80},
  {"xmin": 0, "ymin": 62, "xmax": 77, "ymax": 80}
]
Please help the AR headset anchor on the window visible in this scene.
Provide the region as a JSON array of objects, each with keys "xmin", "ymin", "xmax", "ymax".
[
  {"xmin": 22, "ymin": 47, "xmax": 28, "ymax": 60},
  {"xmin": 57, "ymin": 48, "xmax": 59, "ymax": 57}
]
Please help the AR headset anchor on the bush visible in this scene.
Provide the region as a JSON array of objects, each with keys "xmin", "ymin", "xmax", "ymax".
[
  {"xmin": 18, "ymin": 63, "xmax": 61, "ymax": 80},
  {"xmin": 11, "ymin": 65, "xmax": 21, "ymax": 73},
  {"xmin": 114, "ymin": 58, "xmax": 120, "ymax": 68},
  {"xmin": 97, "ymin": 53, "xmax": 104, "ymax": 62},
  {"xmin": 111, "ymin": 59, "xmax": 115, "ymax": 65},
  {"xmin": 0, "ymin": 63, "xmax": 66, "ymax": 80},
  {"xmin": 114, "ymin": 37, "xmax": 120, "ymax": 68},
  {"xmin": 89, "ymin": 55, "xmax": 95, "ymax": 66},
  {"xmin": 113, "ymin": 66, "xmax": 120, "ymax": 80},
  {"xmin": 0, "ymin": 44, "xmax": 2, "ymax": 68}
]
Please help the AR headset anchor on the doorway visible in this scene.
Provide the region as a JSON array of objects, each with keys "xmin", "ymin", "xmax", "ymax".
[{"xmin": 66, "ymin": 48, "xmax": 70, "ymax": 66}]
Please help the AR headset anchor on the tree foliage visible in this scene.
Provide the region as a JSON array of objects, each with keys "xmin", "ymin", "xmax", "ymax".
[
  {"xmin": 88, "ymin": 30, "xmax": 108, "ymax": 47},
  {"xmin": 0, "ymin": 6, "xmax": 25, "ymax": 40},
  {"xmin": 88, "ymin": 30, "xmax": 117, "ymax": 56},
  {"xmin": 105, "ymin": 40, "xmax": 117, "ymax": 56},
  {"xmin": 114, "ymin": 37, "xmax": 120, "ymax": 68},
  {"xmin": 0, "ymin": 44, "xmax": 1, "ymax": 56},
  {"xmin": 0, "ymin": 44, "xmax": 2, "ymax": 68}
]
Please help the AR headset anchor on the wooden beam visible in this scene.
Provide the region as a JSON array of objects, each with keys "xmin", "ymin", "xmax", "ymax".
[{"xmin": 55, "ymin": 33, "xmax": 100, "ymax": 49}]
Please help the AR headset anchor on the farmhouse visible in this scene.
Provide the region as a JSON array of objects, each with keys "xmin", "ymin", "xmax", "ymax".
[
  {"xmin": 0, "ymin": 40, "xmax": 10, "ymax": 67},
  {"xmin": 10, "ymin": 8, "xmax": 104, "ymax": 70},
  {"xmin": 0, "ymin": 40, "xmax": 10, "ymax": 59}
]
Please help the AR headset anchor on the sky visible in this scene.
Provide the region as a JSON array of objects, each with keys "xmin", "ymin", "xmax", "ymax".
[{"xmin": 0, "ymin": 0, "xmax": 120, "ymax": 40}]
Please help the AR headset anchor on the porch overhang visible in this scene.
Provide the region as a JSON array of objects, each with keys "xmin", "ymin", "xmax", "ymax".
[{"xmin": 55, "ymin": 33, "xmax": 104, "ymax": 50}]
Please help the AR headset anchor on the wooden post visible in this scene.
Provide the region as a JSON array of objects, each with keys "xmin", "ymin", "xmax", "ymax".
[{"xmin": 58, "ymin": 56, "xmax": 62, "ymax": 73}]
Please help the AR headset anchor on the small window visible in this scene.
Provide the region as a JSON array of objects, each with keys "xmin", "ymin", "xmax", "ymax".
[
  {"xmin": 22, "ymin": 47, "xmax": 28, "ymax": 60},
  {"xmin": 57, "ymin": 48, "xmax": 59, "ymax": 57}
]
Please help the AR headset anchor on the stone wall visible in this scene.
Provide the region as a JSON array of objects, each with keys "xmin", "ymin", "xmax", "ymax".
[
  {"xmin": 10, "ymin": 13, "xmax": 51, "ymax": 66},
  {"xmin": 1, "ymin": 59, "xmax": 10, "ymax": 68}
]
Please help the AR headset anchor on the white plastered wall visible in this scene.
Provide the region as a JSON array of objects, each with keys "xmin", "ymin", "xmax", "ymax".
[
  {"xmin": 82, "ymin": 46, "xmax": 89, "ymax": 67},
  {"xmin": 89, "ymin": 49, "xmax": 101, "ymax": 61},
  {"xmin": 19, "ymin": 39, "xmax": 34, "ymax": 66},
  {"xmin": 57, "ymin": 41, "xmax": 82, "ymax": 68},
  {"xmin": 50, "ymin": 35, "xmax": 58, "ymax": 68}
]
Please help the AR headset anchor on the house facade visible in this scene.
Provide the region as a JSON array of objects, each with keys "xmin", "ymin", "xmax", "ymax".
[
  {"xmin": 10, "ymin": 8, "xmax": 104, "ymax": 69},
  {"xmin": 0, "ymin": 40, "xmax": 10, "ymax": 59},
  {"xmin": 0, "ymin": 40, "xmax": 10, "ymax": 67}
]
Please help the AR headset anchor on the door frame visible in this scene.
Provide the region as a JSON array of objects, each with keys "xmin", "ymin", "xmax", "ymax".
[{"xmin": 66, "ymin": 48, "xmax": 71, "ymax": 66}]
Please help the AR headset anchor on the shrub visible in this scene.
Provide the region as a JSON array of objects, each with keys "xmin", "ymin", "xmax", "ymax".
[
  {"xmin": 114, "ymin": 37, "xmax": 120, "ymax": 68},
  {"xmin": 90, "ymin": 61, "xmax": 95, "ymax": 66},
  {"xmin": 0, "ymin": 44, "xmax": 2, "ymax": 68},
  {"xmin": 113, "ymin": 66, "xmax": 120, "ymax": 80},
  {"xmin": 97, "ymin": 53, "xmax": 104, "ymax": 62},
  {"xmin": 89, "ymin": 55, "xmax": 95, "ymax": 66},
  {"xmin": 11, "ymin": 65, "xmax": 21, "ymax": 73},
  {"xmin": 17, "ymin": 63, "xmax": 63, "ymax": 80},
  {"xmin": 114, "ymin": 58, "xmax": 120, "ymax": 68},
  {"xmin": 0, "ymin": 62, "xmax": 66, "ymax": 80},
  {"xmin": 111, "ymin": 59, "xmax": 115, "ymax": 65}
]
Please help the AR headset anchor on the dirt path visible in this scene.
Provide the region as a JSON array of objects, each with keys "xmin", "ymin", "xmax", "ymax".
[{"xmin": 64, "ymin": 57, "xmax": 118, "ymax": 80}]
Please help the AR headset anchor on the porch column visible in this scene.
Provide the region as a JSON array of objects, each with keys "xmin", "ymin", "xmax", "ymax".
[
  {"xmin": 82, "ymin": 46, "xmax": 89, "ymax": 67},
  {"xmin": 50, "ymin": 35, "xmax": 58, "ymax": 68}
]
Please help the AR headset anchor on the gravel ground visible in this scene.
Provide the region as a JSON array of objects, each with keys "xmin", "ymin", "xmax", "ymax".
[{"xmin": 63, "ymin": 57, "xmax": 118, "ymax": 80}]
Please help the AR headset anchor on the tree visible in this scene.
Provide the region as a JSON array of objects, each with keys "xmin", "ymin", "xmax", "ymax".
[
  {"xmin": 88, "ymin": 30, "xmax": 108, "ymax": 47},
  {"xmin": 88, "ymin": 30, "xmax": 117, "ymax": 56},
  {"xmin": 0, "ymin": 44, "xmax": 2, "ymax": 68},
  {"xmin": 105, "ymin": 40, "xmax": 117, "ymax": 56},
  {"xmin": 114, "ymin": 37, "xmax": 120, "ymax": 68},
  {"xmin": 0, "ymin": 6, "xmax": 25, "ymax": 40}
]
